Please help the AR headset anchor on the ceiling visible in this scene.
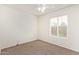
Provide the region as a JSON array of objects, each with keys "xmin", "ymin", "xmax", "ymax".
[{"xmin": 4, "ymin": 4, "xmax": 73, "ymax": 16}]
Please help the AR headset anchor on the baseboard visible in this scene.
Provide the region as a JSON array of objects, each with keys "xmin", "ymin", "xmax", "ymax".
[
  {"xmin": 1, "ymin": 37, "xmax": 37, "ymax": 50},
  {"xmin": 2, "ymin": 39, "xmax": 79, "ymax": 54},
  {"xmin": 17, "ymin": 38, "xmax": 37, "ymax": 45},
  {"xmin": 1, "ymin": 39, "xmax": 79, "ymax": 54},
  {"xmin": 39, "ymin": 39, "xmax": 79, "ymax": 53}
]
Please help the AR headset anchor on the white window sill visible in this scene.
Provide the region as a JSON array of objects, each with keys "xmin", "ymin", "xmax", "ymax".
[{"xmin": 50, "ymin": 35, "xmax": 68, "ymax": 40}]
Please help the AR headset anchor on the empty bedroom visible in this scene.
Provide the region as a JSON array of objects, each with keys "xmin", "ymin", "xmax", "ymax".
[{"xmin": 0, "ymin": 4, "xmax": 79, "ymax": 55}]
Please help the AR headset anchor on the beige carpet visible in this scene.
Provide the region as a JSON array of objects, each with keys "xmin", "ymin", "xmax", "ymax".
[{"xmin": 1, "ymin": 40, "xmax": 79, "ymax": 55}]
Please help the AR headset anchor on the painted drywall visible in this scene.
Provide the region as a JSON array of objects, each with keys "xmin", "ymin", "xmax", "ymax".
[
  {"xmin": 38, "ymin": 5, "xmax": 79, "ymax": 52},
  {"xmin": 0, "ymin": 5, "xmax": 37, "ymax": 49}
]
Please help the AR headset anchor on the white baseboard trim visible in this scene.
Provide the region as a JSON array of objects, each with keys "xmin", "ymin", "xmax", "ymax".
[
  {"xmin": 1, "ymin": 37, "xmax": 37, "ymax": 50},
  {"xmin": 40, "ymin": 39, "xmax": 79, "ymax": 53}
]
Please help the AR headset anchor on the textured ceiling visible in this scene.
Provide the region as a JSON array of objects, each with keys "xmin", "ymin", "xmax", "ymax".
[{"xmin": 4, "ymin": 4, "xmax": 73, "ymax": 16}]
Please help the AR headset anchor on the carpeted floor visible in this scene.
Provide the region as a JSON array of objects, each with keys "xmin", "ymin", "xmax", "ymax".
[{"xmin": 1, "ymin": 40, "xmax": 79, "ymax": 55}]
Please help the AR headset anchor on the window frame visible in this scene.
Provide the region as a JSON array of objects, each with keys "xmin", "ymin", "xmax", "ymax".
[{"xmin": 49, "ymin": 15, "xmax": 68, "ymax": 39}]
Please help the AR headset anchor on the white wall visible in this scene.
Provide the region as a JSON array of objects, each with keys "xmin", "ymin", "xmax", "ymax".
[
  {"xmin": 38, "ymin": 5, "xmax": 79, "ymax": 52},
  {"xmin": 0, "ymin": 5, "xmax": 37, "ymax": 49},
  {"xmin": 1, "ymin": 5, "xmax": 79, "ymax": 52}
]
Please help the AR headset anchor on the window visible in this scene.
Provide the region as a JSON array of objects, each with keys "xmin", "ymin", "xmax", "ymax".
[
  {"xmin": 50, "ymin": 18, "xmax": 57, "ymax": 36},
  {"xmin": 50, "ymin": 15, "xmax": 68, "ymax": 38}
]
